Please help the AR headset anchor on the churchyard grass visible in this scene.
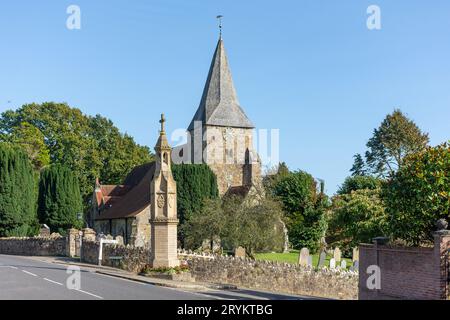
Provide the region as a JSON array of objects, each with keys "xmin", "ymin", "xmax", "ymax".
[{"xmin": 254, "ymin": 250, "xmax": 352, "ymax": 269}]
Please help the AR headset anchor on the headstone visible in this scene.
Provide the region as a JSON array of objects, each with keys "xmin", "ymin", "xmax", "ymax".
[
  {"xmin": 333, "ymin": 247, "xmax": 342, "ymax": 262},
  {"xmin": 329, "ymin": 258, "xmax": 336, "ymax": 269},
  {"xmin": 307, "ymin": 255, "xmax": 313, "ymax": 268},
  {"xmin": 115, "ymin": 236, "xmax": 124, "ymax": 246},
  {"xmin": 317, "ymin": 251, "xmax": 326, "ymax": 268},
  {"xmin": 234, "ymin": 246, "xmax": 246, "ymax": 258},
  {"xmin": 340, "ymin": 260, "xmax": 347, "ymax": 269},
  {"xmin": 352, "ymin": 247, "xmax": 359, "ymax": 262},
  {"xmin": 39, "ymin": 224, "xmax": 50, "ymax": 237},
  {"xmin": 352, "ymin": 260, "xmax": 359, "ymax": 272},
  {"xmin": 298, "ymin": 248, "xmax": 310, "ymax": 266}
]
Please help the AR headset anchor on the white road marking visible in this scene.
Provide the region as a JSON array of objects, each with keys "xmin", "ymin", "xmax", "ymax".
[
  {"xmin": 75, "ymin": 289, "xmax": 103, "ymax": 299},
  {"xmin": 43, "ymin": 278, "xmax": 63, "ymax": 286},
  {"xmin": 22, "ymin": 270, "xmax": 37, "ymax": 277},
  {"xmin": 0, "ymin": 266, "xmax": 18, "ymax": 269}
]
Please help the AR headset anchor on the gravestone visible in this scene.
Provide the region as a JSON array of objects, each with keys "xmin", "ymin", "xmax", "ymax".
[
  {"xmin": 317, "ymin": 251, "xmax": 326, "ymax": 268},
  {"xmin": 352, "ymin": 247, "xmax": 359, "ymax": 262},
  {"xmin": 329, "ymin": 258, "xmax": 336, "ymax": 269},
  {"xmin": 333, "ymin": 247, "xmax": 342, "ymax": 262},
  {"xmin": 234, "ymin": 246, "xmax": 246, "ymax": 258},
  {"xmin": 115, "ymin": 236, "xmax": 124, "ymax": 246},
  {"xmin": 298, "ymin": 248, "xmax": 310, "ymax": 266},
  {"xmin": 340, "ymin": 260, "xmax": 347, "ymax": 269},
  {"xmin": 307, "ymin": 255, "xmax": 313, "ymax": 268},
  {"xmin": 39, "ymin": 224, "xmax": 50, "ymax": 237}
]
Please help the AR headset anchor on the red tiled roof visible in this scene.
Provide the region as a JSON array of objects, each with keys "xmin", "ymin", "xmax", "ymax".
[{"xmin": 95, "ymin": 162, "xmax": 156, "ymax": 220}]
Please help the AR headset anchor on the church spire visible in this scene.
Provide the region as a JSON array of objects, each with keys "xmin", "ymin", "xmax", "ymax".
[{"xmin": 188, "ymin": 28, "xmax": 254, "ymax": 131}]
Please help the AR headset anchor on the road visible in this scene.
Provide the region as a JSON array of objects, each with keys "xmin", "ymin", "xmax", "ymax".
[{"xmin": 0, "ymin": 254, "xmax": 311, "ymax": 300}]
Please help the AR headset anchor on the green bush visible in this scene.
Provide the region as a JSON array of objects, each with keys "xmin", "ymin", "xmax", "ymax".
[
  {"xmin": 172, "ymin": 164, "xmax": 219, "ymax": 244},
  {"xmin": 273, "ymin": 170, "xmax": 328, "ymax": 251},
  {"xmin": 383, "ymin": 142, "xmax": 450, "ymax": 245},
  {"xmin": 0, "ymin": 143, "xmax": 38, "ymax": 237},
  {"xmin": 328, "ymin": 188, "xmax": 389, "ymax": 252},
  {"xmin": 38, "ymin": 164, "xmax": 83, "ymax": 234},
  {"xmin": 337, "ymin": 175, "xmax": 382, "ymax": 195}
]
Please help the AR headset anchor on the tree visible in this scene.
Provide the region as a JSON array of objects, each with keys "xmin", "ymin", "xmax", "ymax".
[
  {"xmin": 263, "ymin": 162, "xmax": 291, "ymax": 194},
  {"xmin": 337, "ymin": 175, "xmax": 382, "ymax": 195},
  {"xmin": 351, "ymin": 109, "xmax": 429, "ymax": 178},
  {"xmin": 38, "ymin": 164, "xmax": 83, "ymax": 234},
  {"xmin": 350, "ymin": 154, "xmax": 367, "ymax": 176},
  {"xmin": 383, "ymin": 142, "xmax": 450, "ymax": 245},
  {"xmin": 273, "ymin": 170, "xmax": 317, "ymax": 216},
  {"xmin": 8, "ymin": 122, "xmax": 50, "ymax": 170},
  {"xmin": 328, "ymin": 188, "xmax": 389, "ymax": 252},
  {"xmin": 172, "ymin": 163, "xmax": 219, "ymax": 244},
  {"xmin": 223, "ymin": 194, "xmax": 285, "ymax": 257},
  {"xmin": 272, "ymin": 170, "xmax": 329, "ymax": 251},
  {"xmin": 183, "ymin": 193, "xmax": 285, "ymax": 257},
  {"xmin": 0, "ymin": 103, "xmax": 153, "ymax": 206},
  {"xmin": 182, "ymin": 198, "xmax": 225, "ymax": 250},
  {"xmin": 0, "ymin": 143, "xmax": 38, "ymax": 237}
]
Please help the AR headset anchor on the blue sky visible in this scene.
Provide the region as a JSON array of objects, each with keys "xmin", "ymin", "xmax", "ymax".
[{"xmin": 1, "ymin": 0, "xmax": 449, "ymax": 195}]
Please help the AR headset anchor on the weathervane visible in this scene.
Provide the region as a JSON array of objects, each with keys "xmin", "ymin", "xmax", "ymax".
[{"xmin": 216, "ymin": 15, "xmax": 223, "ymax": 39}]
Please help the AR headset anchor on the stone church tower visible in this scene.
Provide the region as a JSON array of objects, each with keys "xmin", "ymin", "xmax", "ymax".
[
  {"xmin": 187, "ymin": 36, "xmax": 261, "ymax": 195},
  {"xmin": 150, "ymin": 114, "xmax": 179, "ymax": 268}
]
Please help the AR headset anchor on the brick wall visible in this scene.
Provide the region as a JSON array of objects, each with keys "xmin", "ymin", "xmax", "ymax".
[
  {"xmin": 0, "ymin": 236, "xmax": 66, "ymax": 256},
  {"xmin": 359, "ymin": 233, "xmax": 450, "ymax": 300}
]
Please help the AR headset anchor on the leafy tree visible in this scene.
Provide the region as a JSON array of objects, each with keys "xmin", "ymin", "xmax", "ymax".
[
  {"xmin": 328, "ymin": 188, "xmax": 389, "ymax": 252},
  {"xmin": 38, "ymin": 164, "xmax": 83, "ymax": 234},
  {"xmin": 184, "ymin": 193, "xmax": 285, "ymax": 257},
  {"xmin": 272, "ymin": 170, "xmax": 329, "ymax": 251},
  {"xmin": 337, "ymin": 175, "xmax": 382, "ymax": 195},
  {"xmin": 383, "ymin": 142, "xmax": 450, "ymax": 245},
  {"xmin": 0, "ymin": 143, "xmax": 38, "ymax": 236},
  {"xmin": 7, "ymin": 122, "xmax": 50, "ymax": 170},
  {"xmin": 172, "ymin": 164, "xmax": 219, "ymax": 244},
  {"xmin": 223, "ymin": 194, "xmax": 285, "ymax": 257},
  {"xmin": 182, "ymin": 198, "xmax": 225, "ymax": 250},
  {"xmin": 263, "ymin": 162, "xmax": 291, "ymax": 194},
  {"xmin": 351, "ymin": 109, "xmax": 429, "ymax": 178},
  {"xmin": 273, "ymin": 170, "xmax": 317, "ymax": 215},
  {"xmin": 0, "ymin": 102, "xmax": 153, "ymax": 207}
]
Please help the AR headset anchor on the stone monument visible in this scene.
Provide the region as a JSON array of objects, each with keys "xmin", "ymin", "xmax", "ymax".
[{"xmin": 149, "ymin": 114, "xmax": 179, "ymax": 268}]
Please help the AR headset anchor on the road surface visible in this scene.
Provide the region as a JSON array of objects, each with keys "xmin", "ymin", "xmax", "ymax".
[{"xmin": 0, "ymin": 254, "xmax": 310, "ymax": 300}]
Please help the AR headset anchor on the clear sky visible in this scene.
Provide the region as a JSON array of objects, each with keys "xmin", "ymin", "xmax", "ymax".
[{"xmin": 1, "ymin": 0, "xmax": 449, "ymax": 195}]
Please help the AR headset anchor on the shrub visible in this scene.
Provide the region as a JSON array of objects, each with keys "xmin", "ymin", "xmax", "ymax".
[{"xmin": 383, "ymin": 142, "xmax": 450, "ymax": 245}]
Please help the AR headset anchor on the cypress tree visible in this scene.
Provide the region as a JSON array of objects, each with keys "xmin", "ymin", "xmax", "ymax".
[
  {"xmin": 0, "ymin": 143, "xmax": 37, "ymax": 237},
  {"xmin": 38, "ymin": 164, "xmax": 83, "ymax": 234},
  {"xmin": 172, "ymin": 164, "xmax": 219, "ymax": 242}
]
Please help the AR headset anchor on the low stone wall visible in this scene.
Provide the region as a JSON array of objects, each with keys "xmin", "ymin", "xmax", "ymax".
[
  {"xmin": 81, "ymin": 240, "xmax": 149, "ymax": 273},
  {"xmin": 0, "ymin": 236, "xmax": 66, "ymax": 256},
  {"xmin": 186, "ymin": 256, "xmax": 358, "ymax": 300}
]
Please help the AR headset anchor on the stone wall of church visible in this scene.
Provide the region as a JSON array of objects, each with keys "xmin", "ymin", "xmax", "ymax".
[
  {"xmin": 201, "ymin": 126, "xmax": 261, "ymax": 195},
  {"xmin": 131, "ymin": 207, "xmax": 151, "ymax": 247}
]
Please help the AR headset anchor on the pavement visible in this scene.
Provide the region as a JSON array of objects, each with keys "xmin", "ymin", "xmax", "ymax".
[{"xmin": 0, "ymin": 254, "xmax": 318, "ymax": 300}]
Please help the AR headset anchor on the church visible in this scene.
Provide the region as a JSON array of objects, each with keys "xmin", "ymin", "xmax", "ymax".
[{"xmin": 90, "ymin": 34, "xmax": 261, "ymax": 246}]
